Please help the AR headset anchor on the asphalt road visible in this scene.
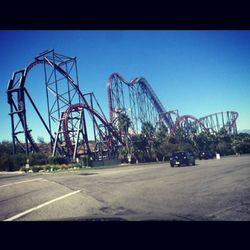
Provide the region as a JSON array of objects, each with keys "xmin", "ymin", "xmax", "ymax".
[{"xmin": 1, "ymin": 155, "xmax": 250, "ymax": 221}]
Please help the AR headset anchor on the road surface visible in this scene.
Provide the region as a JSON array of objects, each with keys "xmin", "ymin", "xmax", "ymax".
[{"xmin": 1, "ymin": 155, "xmax": 250, "ymax": 221}]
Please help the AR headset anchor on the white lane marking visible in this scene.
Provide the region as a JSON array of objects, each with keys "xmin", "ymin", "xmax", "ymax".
[
  {"xmin": 4, "ymin": 190, "xmax": 81, "ymax": 221},
  {"xmin": 0, "ymin": 178, "xmax": 46, "ymax": 188}
]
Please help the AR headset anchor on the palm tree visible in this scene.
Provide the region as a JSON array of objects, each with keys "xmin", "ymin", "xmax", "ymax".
[
  {"xmin": 117, "ymin": 112, "xmax": 132, "ymax": 161},
  {"xmin": 154, "ymin": 122, "xmax": 169, "ymax": 161},
  {"xmin": 131, "ymin": 134, "xmax": 147, "ymax": 163},
  {"xmin": 141, "ymin": 122, "xmax": 156, "ymax": 161},
  {"xmin": 117, "ymin": 112, "xmax": 131, "ymax": 135},
  {"xmin": 141, "ymin": 122, "xmax": 155, "ymax": 140}
]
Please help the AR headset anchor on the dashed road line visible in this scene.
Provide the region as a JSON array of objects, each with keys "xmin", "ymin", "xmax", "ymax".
[
  {"xmin": 0, "ymin": 178, "xmax": 46, "ymax": 188},
  {"xmin": 4, "ymin": 190, "xmax": 81, "ymax": 221}
]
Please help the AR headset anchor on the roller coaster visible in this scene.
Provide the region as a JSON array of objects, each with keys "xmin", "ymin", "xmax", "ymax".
[
  {"xmin": 7, "ymin": 50, "xmax": 239, "ymax": 162},
  {"xmin": 107, "ymin": 74, "xmax": 238, "ymax": 136}
]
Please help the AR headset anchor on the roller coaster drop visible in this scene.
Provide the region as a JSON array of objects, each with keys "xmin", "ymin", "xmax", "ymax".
[{"xmin": 7, "ymin": 50, "xmax": 239, "ymax": 162}]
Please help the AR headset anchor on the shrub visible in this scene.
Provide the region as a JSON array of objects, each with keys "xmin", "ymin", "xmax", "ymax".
[
  {"xmin": 11, "ymin": 153, "xmax": 27, "ymax": 171},
  {"xmin": 48, "ymin": 156, "xmax": 69, "ymax": 165},
  {"xmin": 20, "ymin": 166, "xmax": 27, "ymax": 172},
  {"xmin": 0, "ymin": 153, "xmax": 13, "ymax": 171},
  {"xmin": 71, "ymin": 163, "xmax": 82, "ymax": 168},
  {"xmin": 44, "ymin": 165, "xmax": 52, "ymax": 171},
  {"xmin": 29, "ymin": 153, "xmax": 48, "ymax": 166},
  {"xmin": 216, "ymin": 142, "xmax": 234, "ymax": 156},
  {"xmin": 50, "ymin": 165, "xmax": 60, "ymax": 171},
  {"xmin": 0, "ymin": 152, "xmax": 49, "ymax": 171},
  {"xmin": 0, "ymin": 140, "xmax": 14, "ymax": 155},
  {"xmin": 80, "ymin": 156, "xmax": 92, "ymax": 167},
  {"xmin": 31, "ymin": 166, "xmax": 44, "ymax": 172},
  {"xmin": 179, "ymin": 143, "xmax": 195, "ymax": 153},
  {"xmin": 60, "ymin": 164, "xmax": 69, "ymax": 170}
]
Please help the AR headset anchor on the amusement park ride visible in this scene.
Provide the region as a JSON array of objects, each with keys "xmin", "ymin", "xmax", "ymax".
[{"xmin": 7, "ymin": 50, "xmax": 239, "ymax": 162}]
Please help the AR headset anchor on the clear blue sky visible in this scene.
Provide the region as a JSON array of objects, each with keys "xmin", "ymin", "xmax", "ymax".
[{"xmin": 0, "ymin": 30, "xmax": 250, "ymax": 142}]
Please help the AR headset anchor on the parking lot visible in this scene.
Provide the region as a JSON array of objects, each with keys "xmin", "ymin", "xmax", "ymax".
[{"xmin": 1, "ymin": 155, "xmax": 250, "ymax": 221}]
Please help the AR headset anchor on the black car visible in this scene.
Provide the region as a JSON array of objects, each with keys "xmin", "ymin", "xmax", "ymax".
[
  {"xmin": 199, "ymin": 151, "xmax": 215, "ymax": 160},
  {"xmin": 170, "ymin": 151, "xmax": 195, "ymax": 167}
]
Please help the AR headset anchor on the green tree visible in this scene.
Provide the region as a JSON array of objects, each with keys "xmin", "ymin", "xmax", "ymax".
[
  {"xmin": 232, "ymin": 133, "xmax": 250, "ymax": 154},
  {"xmin": 216, "ymin": 142, "xmax": 233, "ymax": 156},
  {"xmin": 118, "ymin": 146, "xmax": 129, "ymax": 163},
  {"xmin": 117, "ymin": 112, "xmax": 131, "ymax": 135},
  {"xmin": 0, "ymin": 140, "xmax": 13, "ymax": 155},
  {"xmin": 194, "ymin": 132, "xmax": 210, "ymax": 151},
  {"xmin": 153, "ymin": 122, "xmax": 169, "ymax": 161},
  {"xmin": 130, "ymin": 134, "xmax": 148, "ymax": 162},
  {"xmin": 158, "ymin": 140, "xmax": 180, "ymax": 161},
  {"xmin": 141, "ymin": 122, "xmax": 156, "ymax": 161},
  {"xmin": 141, "ymin": 122, "xmax": 155, "ymax": 140},
  {"xmin": 117, "ymin": 112, "xmax": 132, "ymax": 160}
]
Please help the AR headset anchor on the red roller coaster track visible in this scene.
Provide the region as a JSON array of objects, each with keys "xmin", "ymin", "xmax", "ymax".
[
  {"xmin": 7, "ymin": 50, "xmax": 124, "ymax": 159},
  {"xmin": 7, "ymin": 51, "xmax": 239, "ymax": 161},
  {"xmin": 199, "ymin": 111, "xmax": 239, "ymax": 134},
  {"xmin": 63, "ymin": 103, "xmax": 124, "ymax": 154},
  {"xmin": 107, "ymin": 73, "xmax": 174, "ymax": 131},
  {"xmin": 171, "ymin": 114, "xmax": 209, "ymax": 134},
  {"xmin": 107, "ymin": 73, "xmax": 239, "ymax": 136}
]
